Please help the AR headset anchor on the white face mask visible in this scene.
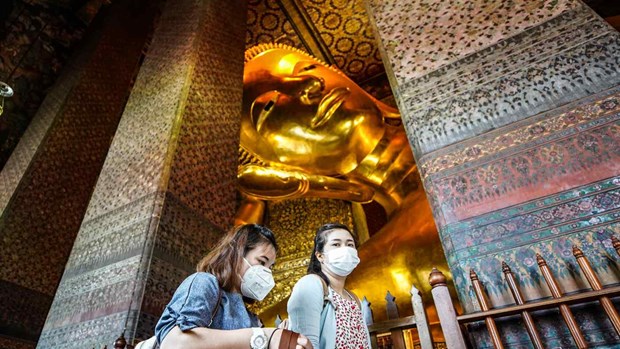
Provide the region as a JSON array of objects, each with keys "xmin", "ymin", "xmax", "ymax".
[
  {"xmin": 323, "ymin": 247, "xmax": 360, "ymax": 276},
  {"xmin": 240, "ymin": 258, "xmax": 275, "ymax": 301}
]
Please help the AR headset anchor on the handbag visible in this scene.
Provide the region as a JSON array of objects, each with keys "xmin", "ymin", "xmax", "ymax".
[{"xmin": 278, "ymin": 329, "xmax": 300, "ymax": 349}]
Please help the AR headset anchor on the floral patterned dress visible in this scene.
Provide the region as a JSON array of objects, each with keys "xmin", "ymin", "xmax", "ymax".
[{"xmin": 332, "ymin": 288, "xmax": 370, "ymax": 349}]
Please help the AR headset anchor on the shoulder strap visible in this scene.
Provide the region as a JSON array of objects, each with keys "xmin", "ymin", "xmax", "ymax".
[
  {"xmin": 311, "ymin": 274, "xmax": 329, "ymax": 300},
  {"xmin": 320, "ymin": 276, "xmax": 329, "ymax": 299},
  {"xmin": 345, "ymin": 289, "xmax": 362, "ymax": 308},
  {"xmin": 207, "ymin": 286, "xmax": 223, "ymax": 327},
  {"xmin": 308, "ymin": 274, "xmax": 329, "ymax": 299},
  {"xmin": 312, "ymin": 274, "xmax": 359, "ymax": 307}
]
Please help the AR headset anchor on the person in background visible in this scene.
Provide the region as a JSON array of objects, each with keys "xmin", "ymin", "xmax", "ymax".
[{"xmin": 287, "ymin": 223, "xmax": 371, "ymax": 349}]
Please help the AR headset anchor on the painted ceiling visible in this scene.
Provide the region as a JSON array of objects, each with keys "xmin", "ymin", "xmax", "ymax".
[
  {"xmin": 245, "ymin": 0, "xmax": 395, "ymax": 103},
  {"xmin": 244, "ymin": 0, "xmax": 619, "ymax": 104},
  {"xmin": 18, "ymin": 0, "xmax": 620, "ymax": 104}
]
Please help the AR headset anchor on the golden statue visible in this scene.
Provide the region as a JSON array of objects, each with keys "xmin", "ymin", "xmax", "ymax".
[
  {"xmin": 238, "ymin": 45, "xmax": 453, "ymax": 342},
  {"xmin": 237, "ymin": 43, "xmax": 418, "ymax": 221}
]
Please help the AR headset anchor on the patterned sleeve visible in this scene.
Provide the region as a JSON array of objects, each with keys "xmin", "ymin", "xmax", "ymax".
[{"xmin": 155, "ymin": 272, "xmax": 220, "ymax": 344}]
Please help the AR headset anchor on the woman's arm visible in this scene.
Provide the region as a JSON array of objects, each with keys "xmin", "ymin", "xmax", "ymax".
[
  {"xmin": 160, "ymin": 326, "xmax": 255, "ymax": 349},
  {"xmin": 287, "ymin": 275, "xmax": 325, "ymax": 349},
  {"xmin": 160, "ymin": 326, "xmax": 311, "ymax": 349}
]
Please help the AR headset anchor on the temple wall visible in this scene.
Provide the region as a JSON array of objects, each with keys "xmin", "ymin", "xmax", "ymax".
[
  {"xmin": 368, "ymin": 0, "xmax": 620, "ymax": 346},
  {"xmin": 0, "ymin": 1, "xmax": 87, "ymax": 171},
  {"xmin": 36, "ymin": 0, "xmax": 247, "ymax": 347},
  {"xmin": 0, "ymin": 2, "xmax": 155, "ymax": 348}
]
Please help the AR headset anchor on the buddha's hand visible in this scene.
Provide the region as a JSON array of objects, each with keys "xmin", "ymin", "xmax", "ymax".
[
  {"xmin": 238, "ymin": 164, "xmax": 374, "ymax": 202},
  {"xmin": 238, "ymin": 164, "xmax": 310, "ymax": 199}
]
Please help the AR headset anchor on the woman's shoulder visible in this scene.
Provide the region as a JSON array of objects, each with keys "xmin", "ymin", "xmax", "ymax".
[
  {"xmin": 288, "ymin": 274, "xmax": 328, "ymax": 311},
  {"xmin": 296, "ymin": 274, "xmax": 323, "ymax": 285},
  {"xmin": 178, "ymin": 272, "xmax": 219, "ymax": 293},
  {"xmin": 293, "ymin": 274, "xmax": 327, "ymax": 294}
]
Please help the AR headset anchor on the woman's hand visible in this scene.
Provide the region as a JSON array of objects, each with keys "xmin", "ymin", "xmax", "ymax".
[
  {"xmin": 266, "ymin": 328, "xmax": 313, "ymax": 349},
  {"xmin": 295, "ymin": 334, "xmax": 312, "ymax": 349}
]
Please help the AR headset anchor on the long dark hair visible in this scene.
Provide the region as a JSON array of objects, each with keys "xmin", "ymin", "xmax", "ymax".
[
  {"xmin": 197, "ymin": 224, "xmax": 278, "ymax": 292},
  {"xmin": 307, "ymin": 223, "xmax": 357, "ymax": 286}
]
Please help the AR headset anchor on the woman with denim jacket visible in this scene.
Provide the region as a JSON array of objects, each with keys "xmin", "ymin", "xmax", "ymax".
[
  {"xmin": 155, "ymin": 224, "xmax": 312, "ymax": 349},
  {"xmin": 287, "ymin": 223, "xmax": 372, "ymax": 349}
]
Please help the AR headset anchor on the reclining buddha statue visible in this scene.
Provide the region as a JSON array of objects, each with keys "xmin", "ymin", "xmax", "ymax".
[
  {"xmin": 235, "ymin": 45, "xmax": 451, "ymax": 325},
  {"xmin": 237, "ymin": 43, "xmax": 418, "ymax": 222}
]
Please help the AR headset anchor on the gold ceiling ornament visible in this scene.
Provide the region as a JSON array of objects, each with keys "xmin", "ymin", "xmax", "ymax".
[
  {"xmin": 0, "ymin": 82, "xmax": 14, "ymax": 117},
  {"xmin": 237, "ymin": 43, "xmax": 417, "ymax": 221}
]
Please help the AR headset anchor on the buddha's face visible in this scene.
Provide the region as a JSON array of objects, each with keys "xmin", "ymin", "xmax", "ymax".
[{"xmin": 242, "ymin": 47, "xmax": 388, "ymax": 175}]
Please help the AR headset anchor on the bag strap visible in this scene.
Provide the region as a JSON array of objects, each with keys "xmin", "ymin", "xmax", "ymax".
[
  {"xmin": 310, "ymin": 274, "xmax": 329, "ymax": 300},
  {"xmin": 207, "ymin": 287, "xmax": 223, "ymax": 327},
  {"xmin": 345, "ymin": 289, "xmax": 362, "ymax": 308},
  {"xmin": 312, "ymin": 274, "xmax": 360, "ymax": 307}
]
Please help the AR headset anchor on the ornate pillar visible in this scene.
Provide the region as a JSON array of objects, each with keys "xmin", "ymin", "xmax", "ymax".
[
  {"xmin": 0, "ymin": 2, "xmax": 156, "ymax": 348},
  {"xmin": 368, "ymin": 0, "xmax": 620, "ymax": 346},
  {"xmin": 36, "ymin": 0, "xmax": 248, "ymax": 348}
]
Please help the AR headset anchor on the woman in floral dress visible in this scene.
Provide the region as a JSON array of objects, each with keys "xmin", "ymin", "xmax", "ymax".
[{"xmin": 287, "ymin": 223, "xmax": 371, "ymax": 349}]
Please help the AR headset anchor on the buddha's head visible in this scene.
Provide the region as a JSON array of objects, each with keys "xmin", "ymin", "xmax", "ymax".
[{"xmin": 242, "ymin": 44, "xmax": 399, "ymax": 176}]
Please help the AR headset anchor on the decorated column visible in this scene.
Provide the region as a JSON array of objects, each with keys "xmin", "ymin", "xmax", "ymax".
[
  {"xmin": 36, "ymin": 0, "xmax": 248, "ymax": 348},
  {"xmin": 0, "ymin": 2, "xmax": 156, "ymax": 348},
  {"xmin": 368, "ymin": 0, "xmax": 620, "ymax": 346}
]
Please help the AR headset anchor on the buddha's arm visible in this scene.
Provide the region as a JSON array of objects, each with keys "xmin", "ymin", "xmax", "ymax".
[{"xmin": 238, "ymin": 164, "xmax": 374, "ymax": 202}]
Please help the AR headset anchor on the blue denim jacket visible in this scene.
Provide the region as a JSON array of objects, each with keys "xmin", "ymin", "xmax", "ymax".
[
  {"xmin": 287, "ymin": 275, "xmax": 371, "ymax": 349},
  {"xmin": 155, "ymin": 272, "xmax": 259, "ymax": 344}
]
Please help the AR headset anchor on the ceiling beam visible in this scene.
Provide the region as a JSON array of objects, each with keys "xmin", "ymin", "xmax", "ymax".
[{"xmin": 276, "ymin": 0, "xmax": 336, "ymax": 65}]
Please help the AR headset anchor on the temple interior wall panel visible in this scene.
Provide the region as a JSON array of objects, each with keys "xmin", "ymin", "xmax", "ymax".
[
  {"xmin": 35, "ymin": 0, "xmax": 247, "ymax": 348},
  {"xmin": 0, "ymin": 1, "xmax": 88, "ymax": 171},
  {"xmin": 368, "ymin": 0, "xmax": 620, "ymax": 346},
  {"xmin": 0, "ymin": 2, "xmax": 157, "ymax": 348}
]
